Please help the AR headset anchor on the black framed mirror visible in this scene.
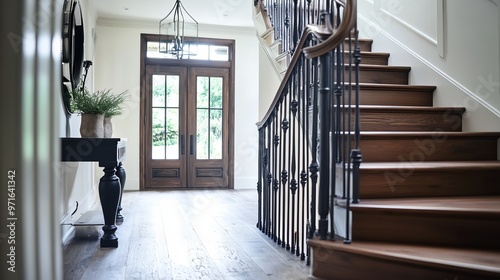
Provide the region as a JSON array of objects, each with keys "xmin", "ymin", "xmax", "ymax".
[{"xmin": 61, "ymin": 0, "xmax": 84, "ymax": 114}]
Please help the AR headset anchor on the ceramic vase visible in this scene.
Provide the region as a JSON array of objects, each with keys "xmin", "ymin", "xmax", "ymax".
[
  {"xmin": 80, "ymin": 113, "xmax": 104, "ymax": 138},
  {"xmin": 103, "ymin": 116, "xmax": 113, "ymax": 138}
]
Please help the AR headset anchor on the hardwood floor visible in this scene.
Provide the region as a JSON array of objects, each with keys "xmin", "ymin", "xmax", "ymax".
[{"xmin": 63, "ymin": 190, "xmax": 311, "ymax": 280}]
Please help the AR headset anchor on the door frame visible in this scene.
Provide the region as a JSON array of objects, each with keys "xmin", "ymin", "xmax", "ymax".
[{"xmin": 139, "ymin": 33, "xmax": 235, "ymax": 190}]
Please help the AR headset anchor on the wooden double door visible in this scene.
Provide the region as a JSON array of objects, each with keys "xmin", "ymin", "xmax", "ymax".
[{"xmin": 143, "ymin": 65, "xmax": 231, "ymax": 188}]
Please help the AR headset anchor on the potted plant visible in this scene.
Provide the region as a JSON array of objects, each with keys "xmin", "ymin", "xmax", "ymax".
[
  {"xmin": 70, "ymin": 88, "xmax": 128, "ymax": 138},
  {"xmin": 102, "ymin": 89, "xmax": 128, "ymax": 138}
]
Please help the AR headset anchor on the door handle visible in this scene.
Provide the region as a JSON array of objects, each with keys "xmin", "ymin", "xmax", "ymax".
[
  {"xmin": 190, "ymin": 135, "xmax": 194, "ymax": 155},
  {"xmin": 180, "ymin": 135, "xmax": 185, "ymax": 155}
]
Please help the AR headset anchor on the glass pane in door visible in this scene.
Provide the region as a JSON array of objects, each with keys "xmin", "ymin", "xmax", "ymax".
[
  {"xmin": 196, "ymin": 76, "xmax": 223, "ymax": 160},
  {"xmin": 152, "ymin": 107, "xmax": 166, "ymax": 159},
  {"xmin": 152, "ymin": 74, "xmax": 180, "ymax": 160},
  {"xmin": 210, "ymin": 109, "xmax": 223, "ymax": 159},
  {"xmin": 196, "ymin": 109, "xmax": 209, "ymax": 159}
]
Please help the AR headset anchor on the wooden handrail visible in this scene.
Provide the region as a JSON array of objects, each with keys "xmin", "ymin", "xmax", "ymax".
[
  {"xmin": 304, "ymin": 0, "xmax": 357, "ymax": 58},
  {"xmin": 256, "ymin": 0, "xmax": 356, "ymax": 128}
]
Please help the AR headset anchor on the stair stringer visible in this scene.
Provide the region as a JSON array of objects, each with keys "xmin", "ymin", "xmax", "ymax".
[
  {"xmin": 253, "ymin": 3, "xmax": 288, "ymax": 79},
  {"xmin": 256, "ymin": 32, "xmax": 285, "ymax": 78}
]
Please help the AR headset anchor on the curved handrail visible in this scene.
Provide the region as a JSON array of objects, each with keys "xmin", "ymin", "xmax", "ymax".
[
  {"xmin": 304, "ymin": 0, "xmax": 357, "ymax": 58},
  {"xmin": 256, "ymin": 0, "xmax": 356, "ymax": 129}
]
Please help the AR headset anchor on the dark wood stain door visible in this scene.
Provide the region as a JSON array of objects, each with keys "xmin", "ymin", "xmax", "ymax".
[
  {"xmin": 145, "ymin": 65, "xmax": 187, "ymax": 188},
  {"xmin": 187, "ymin": 67, "xmax": 230, "ymax": 188},
  {"xmin": 144, "ymin": 65, "xmax": 230, "ymax": 188}
]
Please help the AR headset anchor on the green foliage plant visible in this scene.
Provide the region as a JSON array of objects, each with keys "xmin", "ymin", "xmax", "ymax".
[{"xmin": 71, "ymin": 88, "xmax": 129, "ymax": 117}]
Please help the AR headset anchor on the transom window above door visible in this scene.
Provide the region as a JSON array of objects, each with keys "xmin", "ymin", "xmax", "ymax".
[{"xmin": 146, "ymin": 41, "xmax": 229, "ymax": 61}]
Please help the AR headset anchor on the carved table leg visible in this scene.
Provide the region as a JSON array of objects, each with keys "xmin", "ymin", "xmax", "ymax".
[
  {"xmin": 99, "ymin": 165, "xmax": 121, "ymax": 248},
  {"xmin": 115, "ymin": 162, "xmax": 126, "ymax": 223}
]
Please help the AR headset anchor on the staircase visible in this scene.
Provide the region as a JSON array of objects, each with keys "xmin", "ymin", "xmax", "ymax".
[
  {"xmin": 308, "ymin": 37, "xmax": 500, "ymax": 280},
  {"xmin": 253, "ymin": 2, "xmax": 291, "ymax": 77}
]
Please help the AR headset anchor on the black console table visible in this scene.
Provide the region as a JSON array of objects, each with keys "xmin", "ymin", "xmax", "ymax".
[{"xmin": 61, "ymin": 137, "xmax": 127, "ymax": 248}]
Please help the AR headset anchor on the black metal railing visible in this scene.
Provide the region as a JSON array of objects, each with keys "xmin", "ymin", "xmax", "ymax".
[
  {"xmin": 255, "ymin": 0, "xmax": 360, "ymax": 265},
  {"xmin": 258, "ymin": 0, "xmax": 323, "ymax": 54}
]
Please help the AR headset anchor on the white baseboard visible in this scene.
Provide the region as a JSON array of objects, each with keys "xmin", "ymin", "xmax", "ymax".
[
  {"xmin": 60, "ymin": 189, "xmax": 98, "ymax": 245},
  {"xmin": 124, "ymin": 178, "xmax": 140, "ymax": 191},
  {"xmin": 61, "ymin": 217, "xmax": 75, "ymax": 246},
  {"xmin": 234, "ymin": 177, "xmax": 257, "ymax": 189}
]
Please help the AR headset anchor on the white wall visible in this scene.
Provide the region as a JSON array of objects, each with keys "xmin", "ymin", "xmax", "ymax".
[
  {"xmin": 59, "ymin": 0, "xmax": 100, "ymax": 241},
  {"xmin": 93, "ymin": 19, "xmax": 260, "ymax": 190},
  {"xmin": 358, "ymin": 0, "xmax": 500, "ymax": 133},
  {"xmin": 258, "ymin": 46, "xmax": 282, "ymax": 120}
]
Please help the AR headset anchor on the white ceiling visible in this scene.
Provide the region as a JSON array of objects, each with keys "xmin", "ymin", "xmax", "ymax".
[{"xmin": 89, "ymin": 0, "xmax": 254, "ymax": 27}]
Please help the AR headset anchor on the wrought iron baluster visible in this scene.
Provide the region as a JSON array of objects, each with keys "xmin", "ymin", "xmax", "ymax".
[
  {"xmin": 273, "ymin": 111, "xmax": 280, "ymax": 242},
  {"xmin": 285, "ymin": 83, "xmax": 292, "ymax": 252},
  {"xmin": 284, "ymin": 89, "xmax": 292, "ymax": 250},
  {"xmin": 274, "ymin": 0, "xmax": 279, "ymax": 41},
  {"xmin": 352, "ymin": 27, "xmax": 362, "ymax": 205},
  {"xmin": 342, "ymin": 25, "xmax": 362, "ymax": 245},
  {"xmin": 318, "ymin": 51, "xmax": 331, "ymax": 240},
  {"xmin": 292, "ymin": 0, "xmax": 299, "ymax": 53},
  {"xmin": 261, "ymin": 130, "xmax": 266, "ymax": 233},
  {"xmin": 343, "ymin": 29, "xmax": 353, "ymax": 244},
  {"xmin": 306, "ymin": 55, "xmax": 317, "ymax": 266},
  {"xmin": 336, "ymin": 1, "xmax": 347, "ymax": 202},
  {"xmin": 315, "ymin": 0, "xmax": 321, "ymax": 24},
  {"xmin": 295, "ymin": 58, "xmax": 304, "ymax": 257},
  {"xmin": 327, "ymin": 2, "xmax": 343, "ymax": 240},
  {"xmin": 281, "ymin": 94, "xmax": 289, "ymax": 249},
  {"xmin": 270, "ymin": 124, "xmax": 274, "ymax": 237},
  {"xmin": 277, "ymin": 100, "xmax": 283, "ymax": 246},
  {"xmin": 289, "ymin": 78, "xmax": 297, "ymax": 254},
  {"xmin": 309, "ymin": 56, "xmax": 319, "ymax": 240},
  {"xmin": 284, "ymin": 0, "xmax": 289, "ymax": 53},
  {"xmin": 306, "ymin": 0, "xmax": 312, "ymax": 24},
  {"xmin": 277, "ymin": 0, "xmax": 282, "ymax": 47},
  {"xmin": 257, "ymin": 128, "xmax": 264, "ymax": 230},
  {"xmin": 300, "ymin": 53, "xmax": 312, "ymax": 261},
  {"xmin": 266, "ymin": 125, "xmax": 273, "ymax": 236}
]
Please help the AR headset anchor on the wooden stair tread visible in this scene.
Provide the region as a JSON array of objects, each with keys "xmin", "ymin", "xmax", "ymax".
[
  {"xmin": 308, "ymin": 239, "xmax": 500, "ymax": 276},
  {"xmin": 356, "ymin": 105, "xmax": 466, "ymax": 112},
  {"xmin": 341, "ymin": 83, "xmax": 435, "ymax": 106},
  {"xmin": 357, "ymin": 83, "xmax": 436, "ymax": 92},
  {"xmin": 261, "ymin": 28, "xmax": 274, "ymax": 39},
  {"xmin": 275, "ymin": 50, "xmax": 289, "ymax": 60},
  {"xmin": 359, "ymin": 131, "xmax": 500, "ymax": 138},
  {"xmin": 346, "ymin": 38, "xmax": 373, "ymax": 44},
  {"xmin": 269, "ymin": 38, "xmax": 281, "ymax": 48},
  {"xmin": 344, "ymin": 38, "xmax": 372, "ymax": 52},
  {"xmin": 357, "ymin": 52, "xmax": 390, "ymax": 65},
  {"xmin": 361, "ymin": 160, "xmax": 500, "ymax": 171},
  {"xmin": 356, "ymin": 132, "xmax": 499, "ymax": 161},
  {"xmin": 344, "ymin": 196, "xmax": 500, "ymax": 215},
  {"xmin": 360, "ymin": 51, "xmax": 390, "ymax": 56},
  {"xmin": 347, "ymin": 105, "xmax": 466, "ymax": 131},
  {"xmin": 356, "ymin": 64, "xmax": 411, "ymax": 71}
]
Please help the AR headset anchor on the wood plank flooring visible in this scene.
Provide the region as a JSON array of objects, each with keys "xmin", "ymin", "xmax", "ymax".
[{"xmin": 63, "ymin": 190, "xmax": 310, "ymax": 280}]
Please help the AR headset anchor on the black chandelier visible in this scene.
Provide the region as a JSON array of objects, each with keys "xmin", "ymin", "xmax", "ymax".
[{"xmin": 159, "ymin": 0, "xmax": 199, "ymax": 59}]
